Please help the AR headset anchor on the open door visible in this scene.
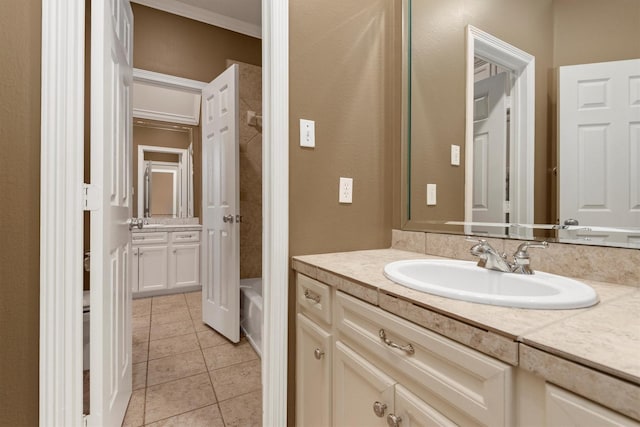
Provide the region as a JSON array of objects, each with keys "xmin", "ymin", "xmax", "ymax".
[
  {"xmin": 471, "ymin": 72, "xmax": 508, "ymax": 235},
  {"xmin": 89, "ymin": 0, "xmax": 133, "ymax": 425},
  {"xmin": 558, "ymin": 59, "xmax": 640, "ymax": 244},
  {"xmin": 201, "ymin": 64, "xmax": 241, "ymax": 343}
]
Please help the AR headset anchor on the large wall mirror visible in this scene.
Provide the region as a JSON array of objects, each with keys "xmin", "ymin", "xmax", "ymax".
[{"xmin": 403, "ymin": 0, "xmax": 640, "ymax": 248}]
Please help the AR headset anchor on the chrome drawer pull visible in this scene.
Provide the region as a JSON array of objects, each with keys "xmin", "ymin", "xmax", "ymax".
[
  {"xmin": 379, "ymin": 329, "xmax": 415, "ymax": 355},
  {"xmin": 387, "ymin": 413, "xmax": 402, "ymax": 427},
  {"xmin": 314, "ymin": 348, "xmax": 325, "ymax": 360},
  {"xmin": 177, "ymin": 234, "xmax": 193, "ymax": 238},
  {"xmin": 304, "ymin": 289, "xmax": 321, "ymax": 304},
  {"xmin": 373, "ymin": 401, "xmax": 387, "ymax": 417}
]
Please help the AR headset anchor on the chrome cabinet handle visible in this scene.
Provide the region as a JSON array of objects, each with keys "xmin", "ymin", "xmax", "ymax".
[
  {"xmin": 177, "ymin": 234, "xmax": 194, "ymax": 239},
  {"xmin": 223, "ymin": 214, "xmax": 234, "ymax": 223},
  {"xmin": 303, "ymin": 289, "xmax": 321, "ymax": 304},
  {"xmin": 313, "ymin": 348, "xmax": 324, "ymax": 360},
  {"xmin": 379, "ymin": 329, "xmax": 415, "ymax": 355},
  {"xmin": 387, "ymin": 414, "xmax": 402, "ymax": 427},
  {"xmin": 373, "ymin": 401, "xmax": 387, "ymax": 418}
]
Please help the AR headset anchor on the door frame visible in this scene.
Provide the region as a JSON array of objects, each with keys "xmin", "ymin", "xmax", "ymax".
[
  {"xmin": 464, "ymin": 25, "xmax": 535, "ymax": 236},
  {"xmin": 39, "ymin": 1, "xmax": 289, "ymax": 425}
]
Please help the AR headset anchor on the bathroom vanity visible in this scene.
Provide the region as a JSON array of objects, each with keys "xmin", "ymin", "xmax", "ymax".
[
  {"xmin": 131, "ymin": 224, "xmax": 202, "ymax": 297},
  {"xmin": 293, "ymin": 248, "xmax": 640, "ymax": 426}
]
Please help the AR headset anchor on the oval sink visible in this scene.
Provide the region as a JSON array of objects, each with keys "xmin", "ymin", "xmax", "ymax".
[{"xmin": 383, "ymin": 259, "xmax": 599, "ymax": 309}]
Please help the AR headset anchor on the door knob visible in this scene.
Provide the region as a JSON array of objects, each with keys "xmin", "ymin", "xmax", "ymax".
[
  {"xmin": 223, "ymin": 214, "xmax": 234, "ymax": 223},
  {"xmin": 564, "ymin": 218, "xmax": 579, "ymax": 226}
]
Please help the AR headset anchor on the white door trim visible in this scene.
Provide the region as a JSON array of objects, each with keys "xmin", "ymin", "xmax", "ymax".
[
  {"xmin": 465, "ymin": 25, "xmax": 535, "ymax": 236},
  {"xmin": 262, "ymin": 0, "xmax": 289, "ymax": 425},
  {"xmin": 39, "ymin": 0, "xmax": 86, "ymax": 425},
  {"xmin": 40, "ymin": 0, "xmax": 289, "ymax": 425}
]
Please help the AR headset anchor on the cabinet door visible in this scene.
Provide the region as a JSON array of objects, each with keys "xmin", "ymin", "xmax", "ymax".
[
  {"xmin": 138, "ymin": 245, "xmax": 168, "ymax": 292},
  {"xmin": 296, "ymin": 313, "xmax": 332, "ymax": 427},
  {"xmin": 131, "ymin": 247, "xmax": 139, "ymax": 292},
  {"xmin": 169, "ymin": 243, "xmax": 200, "ymax": 288},
  {"xmin": 546, "ymin": 384, "xmax": 640, "ymax": 427},
  {"xmin": 393, "ymin": 384, "xmax": 457, "ymax": 427},
  {"xmin": 333, "ymin": 341, "xmax": 396, "ymax": 427}
]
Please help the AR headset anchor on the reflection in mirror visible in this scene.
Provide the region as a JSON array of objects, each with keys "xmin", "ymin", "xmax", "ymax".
[
  {"xmin": 404, "ymin": 0, "xmax": 640, "ymax": 248},
  {"xmin": 134, "ymin": 120, "xmax": 198, "ymax": 218}
]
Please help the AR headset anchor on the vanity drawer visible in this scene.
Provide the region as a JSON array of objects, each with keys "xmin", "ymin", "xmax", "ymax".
[
  {"xmin": 297, "ymin": 273, "xmax": 332, "ymax": 325},
  {"xmin": 171, "ymin": 230, "xmax": 200, "ymax": 243},
  {"xmin": 336, "ymin": 291, "xmax": 513, "ymax": 427},
  {"xmin": 132, "ymin": 232, "xmax": 168, "ymax": 244}
]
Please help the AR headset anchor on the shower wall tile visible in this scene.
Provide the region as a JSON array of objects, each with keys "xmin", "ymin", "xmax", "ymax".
[{"xmin": 228, "ymin": 59, "xmax": 263, "ymax": 280}]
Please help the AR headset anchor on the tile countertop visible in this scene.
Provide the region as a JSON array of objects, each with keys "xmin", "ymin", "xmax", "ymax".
[{"xmin": 292, "ymin": 248, "xmax": 640, "ymax": 387}]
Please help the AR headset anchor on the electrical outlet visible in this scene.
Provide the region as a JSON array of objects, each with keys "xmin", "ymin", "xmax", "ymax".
[
  {"xmin": 300, "ymin": 119, "xmax": 315, "ymax": 147},
  {"xmin": 339, "ymin": 177, "xmax": 353, "ymax": 204}
]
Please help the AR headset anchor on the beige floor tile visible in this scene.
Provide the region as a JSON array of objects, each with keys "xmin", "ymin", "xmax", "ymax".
[
  {"xmin": 219, "ymin": 389, "xmax": 262, "ymax": 427},
  {"xmin": 147, "ymin": 349, "xmax": 206, "ymax": 386},
  {"xmin": 152, "ymin": 294, "xmax": 187, "ymax": 305},
  {"xmin": 196, "ymin": 329, "xmax": 228, "ymax": 349},
  {"xmin": 132, "ymin": 298, "xmax": 151, "ymax": 316},
  {"xmin": 210, "ymin": 359, "xmax": 261, "ymax": 402},
  {"xmin": 184, "ymin": 291, "xmax": 202, "ymax": 309},
  {"xmin": 144, "ymin": 373, "xmax": 216, "ymax": 424},
  {"xmin": 133, "ymin": 340, "xmax": 149, "ymax": 364},
  {"xmin": 202, "ymin": 340, "xmax": 258, "ymax": 371},
  {"xmin": 132, "ymin": 314, "xmax": 151, "ymax": 331},
  {"xmin": 148, "ymin": 333, "xmax": 200, "ymax": 360},
  {"xmin": 151, "ymin": 308, "xmax": 191, "ymax": 326},
  {"xmin": 150, "ymin": 319, "xmax": 195, "ymax": 341},
  {"xmin": 133, "ymin": 326, "xmax": 149, "ymax": 346},
  {"xmin": 122, "ymin": 389, "xmax": 145, "ymax": 427},
  {"xmin": 132, "ymin": 362, "xmax": 147, "ymax": 391},
  {"xmin": 144, "ymin": 404, "xmax": 224, "ymax": 427},
  {"xmin": 152, "ymin": 298, "xmax": 188, "ymax": 315}
]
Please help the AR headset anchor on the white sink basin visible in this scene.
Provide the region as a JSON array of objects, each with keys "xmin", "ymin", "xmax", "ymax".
[{"xmin": 383, "ymin": 259, "xmax": 599, "ymax": 310}]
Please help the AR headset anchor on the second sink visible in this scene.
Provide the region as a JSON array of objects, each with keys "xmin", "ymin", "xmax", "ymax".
[{"xmin": 383, "ymin": 259, "xmax": 599, "ymax": 310}]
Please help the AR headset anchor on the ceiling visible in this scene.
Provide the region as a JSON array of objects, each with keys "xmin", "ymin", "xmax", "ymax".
[{"xmin": 131, "ymin": 0, "xmax": 262, "ymax": 38}]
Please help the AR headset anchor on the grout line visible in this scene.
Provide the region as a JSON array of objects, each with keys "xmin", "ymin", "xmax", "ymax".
[{"xmin": 142, "ymin": 403, "xmax": 216, "ymax": 427}]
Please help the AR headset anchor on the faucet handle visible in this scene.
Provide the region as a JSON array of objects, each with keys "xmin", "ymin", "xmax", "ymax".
[{"xmin": 514, "ymin": 241, "xmax": 549, "ymax": 258}]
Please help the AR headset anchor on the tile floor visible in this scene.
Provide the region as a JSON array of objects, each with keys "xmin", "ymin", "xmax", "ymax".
[{"xmin": 122, "ymin": 291, "xmax": 262, "ymax": 427}]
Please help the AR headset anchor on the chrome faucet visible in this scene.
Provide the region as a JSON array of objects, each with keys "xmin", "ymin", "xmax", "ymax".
[
  {"xmin": 468, "ymin": 238, "xmax": 513, "ymax": 272},
  {"xmin": 468, "ymin": 238, "xmax": 548, "ymax": 274}
]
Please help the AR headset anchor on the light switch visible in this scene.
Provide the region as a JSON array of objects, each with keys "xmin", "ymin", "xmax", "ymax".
[
  {"xmin": 451, "ymin": 145, "xmax": 460, "ymax": 166},
  {"xmin": 339, "ymin": 177, "xmax": 353, "ymax": 204},
  {"xmin": 300, "ymin": 119, "xmax": 315, "ymax": 148},
  {"xmin": 426, "ymin": 184, "xmax": 437, "ymax": 205}
]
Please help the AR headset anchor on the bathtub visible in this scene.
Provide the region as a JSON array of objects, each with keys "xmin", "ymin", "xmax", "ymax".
[{"xmin": 240, "ymin": 278, "xmax": 262, "ymax": 358}]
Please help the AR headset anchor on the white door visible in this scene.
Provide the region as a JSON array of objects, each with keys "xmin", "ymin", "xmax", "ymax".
[
  {"xmin": 559, "ymin": 59, "xmax": 640, "ymax": 243},
  {"xmin": 201, "ymin": 64, "xmax": 241, "ymax": 343},
  {"xmin": 471, "ymin": 72, "xmax": 509, "ymax": 235},
  {"xmin": 89, "ymin": 0, "xmax": 133, "ymax": 425}
]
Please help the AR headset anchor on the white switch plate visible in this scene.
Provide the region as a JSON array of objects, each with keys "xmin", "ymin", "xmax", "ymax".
[
  {"xmin": 339, "ymin": 177, "xmax": 353, "ymax": 204},
  {"xmin": 426, "ymin": 184, "xmax": 437, "ymax": 205},
  {"xmin": 451, "ymin": 145, "xmax": 460, "ymax": 166},
  {"xmin": 300, "ymin": 119, "xmax": 315, "ymax": 147}
]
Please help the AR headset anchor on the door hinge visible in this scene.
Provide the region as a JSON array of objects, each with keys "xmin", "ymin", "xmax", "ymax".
[
  {"xmin": 83, "ymin": 414, "xmax": 89, "ymax": 427},
  {"xmin": 83, "ymin": 183, "xmax": 100, "ymax": 211}
]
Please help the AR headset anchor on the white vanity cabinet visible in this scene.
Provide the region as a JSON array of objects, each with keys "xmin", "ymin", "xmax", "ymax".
[
  {"xmin": 295, "ymin": 272, "xmax": 514, "ymax": 427},
  {"xmin": 131, "ymin": 229, "xmax": 201, "ymax": 296},
  {"xmin": 296, "ymin": 274, "xmax": 333, "ymax": 427}
]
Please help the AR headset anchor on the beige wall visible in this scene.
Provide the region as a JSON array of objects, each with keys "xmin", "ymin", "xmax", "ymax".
[
  {"xmin": 132, "ymin": 4, "xmax": 261, "ymax": 82},
  {"xmin": 0, "ymin": 1, "xmax": 41, "ymax": 424},
  {"xmin": 408, "ymin": 0, "xmax": 555, "ymax": 229},
  {"xmin": 289, "ymin": 0, "xmax": 400, "ymax": 422}
]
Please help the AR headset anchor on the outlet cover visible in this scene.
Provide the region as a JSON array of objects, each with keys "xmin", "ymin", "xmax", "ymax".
[{"xmin": 339, "ymin": 177, "xmax": 353, "ymax": 204}]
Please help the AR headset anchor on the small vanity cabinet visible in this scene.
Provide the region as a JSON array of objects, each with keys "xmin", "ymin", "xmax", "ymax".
[
  {"xmin": 131, "ymin": 228, "xmax": 201, "ymax": 296},
  {"xmin": 295, "ymin": 272, "xmax": 514, "ymax": 427}
]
